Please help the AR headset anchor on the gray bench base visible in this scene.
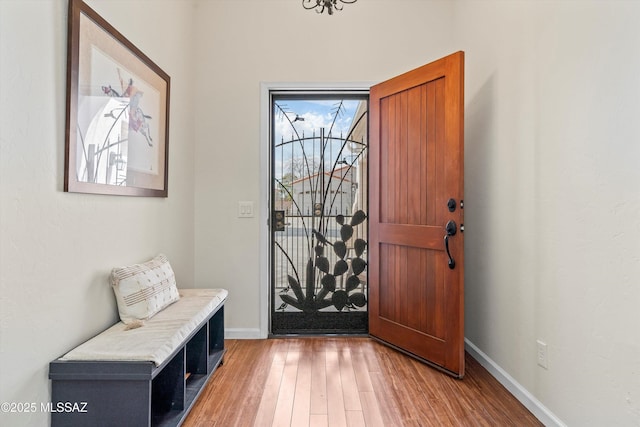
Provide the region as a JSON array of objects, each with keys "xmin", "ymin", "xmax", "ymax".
[{"xmin": 49, "ymin": 305, "xmax": 224, "ymax": 427}]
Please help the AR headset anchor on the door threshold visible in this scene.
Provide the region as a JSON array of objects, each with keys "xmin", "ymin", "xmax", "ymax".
[{"xmin": 268, "ymin": 333, "xmax": 370, "ymax": 339}]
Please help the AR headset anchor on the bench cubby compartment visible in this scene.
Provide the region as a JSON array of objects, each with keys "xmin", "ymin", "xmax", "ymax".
[{"xmin": 50, "ymin": 304, "xmax": 224, "ymax": 427}]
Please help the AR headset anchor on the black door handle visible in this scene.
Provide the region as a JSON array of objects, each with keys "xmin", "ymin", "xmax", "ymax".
[{"xmin": 444, "ymin": 220, "xmax": 456, "ymax": 269}]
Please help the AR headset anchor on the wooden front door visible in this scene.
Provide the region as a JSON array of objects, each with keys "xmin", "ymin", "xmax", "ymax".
[{"xmin": 369, "ymin": 52, "xmax": 465, "ymax": 377}]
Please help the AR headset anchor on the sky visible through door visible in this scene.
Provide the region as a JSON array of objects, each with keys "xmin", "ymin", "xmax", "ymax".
[{"xmin": 273, "ymin": 99, "xmax": 361, "ymax": 180}]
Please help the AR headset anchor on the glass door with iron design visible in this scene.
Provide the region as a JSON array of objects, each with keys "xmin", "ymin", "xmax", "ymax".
[{"xmin": 270, "ymin": 93, "xmax": 368, "ymax": 335}]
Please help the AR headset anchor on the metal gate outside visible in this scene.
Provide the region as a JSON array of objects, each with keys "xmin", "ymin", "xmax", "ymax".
[{"xmin": 270, "ymin": 94, "xmax": 368, "ymax": 335}]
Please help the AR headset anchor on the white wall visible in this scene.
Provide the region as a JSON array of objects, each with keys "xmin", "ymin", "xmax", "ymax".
[
  {"xmin": 0, "ymin": 1, "xmax": 196, "ymax": 426},
  {"xmin": 191, "ymin": 0, "xmax": 455, "ymax": 335},
  {"xmin": 2, "ymin": 1, "xmax": 639, "ymax": 426},
  {"xmin": 456, "ymin": 1, "xmax": 640, "ymax": 425}
]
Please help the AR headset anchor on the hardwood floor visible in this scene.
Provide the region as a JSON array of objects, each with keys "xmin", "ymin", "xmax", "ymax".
[{"xmin": 183, "ymin": 338, "xmax": 542, "ymax": 427}]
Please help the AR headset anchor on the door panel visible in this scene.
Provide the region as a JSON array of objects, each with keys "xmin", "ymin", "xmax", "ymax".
[{"xmin": 369, "ymin": 52, "xmax": 464, "ymax": 377}]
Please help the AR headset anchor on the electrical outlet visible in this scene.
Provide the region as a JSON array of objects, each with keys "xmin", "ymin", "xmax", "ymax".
[{"xmin": 536, "ymin": 340, "xmax": 548, "ymax": 369}]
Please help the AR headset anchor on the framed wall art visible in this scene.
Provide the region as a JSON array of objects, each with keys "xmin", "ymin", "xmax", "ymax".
[{"xmin": 65, "ymin": 0, "xmax": 170, "ymax": 197}]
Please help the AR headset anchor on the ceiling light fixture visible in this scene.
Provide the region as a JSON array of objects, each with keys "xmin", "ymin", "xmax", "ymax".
[{"xmin": 302, "ymin": 0, "xmax": 357, "ymax": 15}]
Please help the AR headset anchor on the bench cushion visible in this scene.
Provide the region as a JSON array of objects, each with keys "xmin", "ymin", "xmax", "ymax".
[{"xmin": 60, "ymin": 288, "xmax": 227, "ymax": 366}]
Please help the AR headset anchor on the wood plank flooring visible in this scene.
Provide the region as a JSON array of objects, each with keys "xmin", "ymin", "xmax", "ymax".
[{"xmin": 183, "ymin": 338, "xmax": 542, "ymax": 427}]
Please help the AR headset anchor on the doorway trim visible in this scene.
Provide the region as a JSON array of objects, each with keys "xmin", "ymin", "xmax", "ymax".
[{"xmin": 258, "ymin": 82, "xmax": 374, "ymax": 338}]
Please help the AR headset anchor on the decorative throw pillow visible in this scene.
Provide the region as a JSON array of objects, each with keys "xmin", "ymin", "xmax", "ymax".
[{"xmin": 110, "ymin": 254, "xmax": 180, "ymax": 325}]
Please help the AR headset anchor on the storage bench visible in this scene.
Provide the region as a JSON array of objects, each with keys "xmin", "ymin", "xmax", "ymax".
[{"xmin": 49, "ymin": 288, "xmax": 227, "ymax": 427}]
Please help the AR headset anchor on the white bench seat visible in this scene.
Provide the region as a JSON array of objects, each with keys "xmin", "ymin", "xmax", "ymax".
[{"xmin": 60, "ymin": 288, "xmax": 227, "ymax": 366}]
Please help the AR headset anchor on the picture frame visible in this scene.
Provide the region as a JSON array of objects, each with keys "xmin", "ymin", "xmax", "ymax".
[{"xmin": 65, "ymin": 0, "xmax": 170, "ymax": 197}]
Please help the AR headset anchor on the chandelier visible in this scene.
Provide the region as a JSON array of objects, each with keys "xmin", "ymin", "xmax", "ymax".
[{"xmin": 302, "ymin": 0, "xmax": 357, "ymax": 15}]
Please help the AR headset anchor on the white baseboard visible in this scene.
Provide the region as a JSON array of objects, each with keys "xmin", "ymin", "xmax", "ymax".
[
  {"xmin": 224, "ymin": 328, "xmax": 265, "ymax": 339},
  {"xmin": 465, "ymin": 339, "xmax": 566, "ymax": 427}
]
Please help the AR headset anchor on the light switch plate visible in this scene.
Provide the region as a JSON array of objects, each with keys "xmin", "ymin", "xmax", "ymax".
[{"xmin": 238, "ymin": 201, "xmax": 254, "ymax": 218}]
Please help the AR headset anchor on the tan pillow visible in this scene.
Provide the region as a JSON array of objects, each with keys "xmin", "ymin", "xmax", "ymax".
[{"xmin": 110, "ymin": 254, "xmax": 180, "ymax": 325}]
